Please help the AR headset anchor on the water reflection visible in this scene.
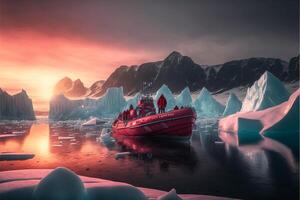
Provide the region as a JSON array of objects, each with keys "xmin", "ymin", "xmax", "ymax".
[
  {"xmin": 0, "ymin": 120, "xmax": 298, "ymax": 199},
  {"xmin": 114, "ymin": 136, "xmax": 198, "ymax": 172}
]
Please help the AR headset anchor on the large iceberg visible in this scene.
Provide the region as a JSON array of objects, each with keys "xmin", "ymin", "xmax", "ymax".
[
  {"xmin": 219, "ymin": 89, "xmax": 299, "ymax": 149},
  {"xmin": 49, "ymin": 87, "xmax": 126, "ymax": 120},
  {"xmin": 241, "ymin": 71, "xmax": 290, "ymax": 112},
  {"xmin": 175, "ymin": 87, "xmax": 192, "ymax": 107},
  {"xmin": 193, "ymin": 87, "xmax": 225, "ymax": 117},
  {"xmin": 0, "ymin": 89, "xmax": 35, "ymax": 120},
  {"xmin": 98, "ymin": 87, "xmax": 126, "ymax": 114},
  {"xmin": 154, "ymin": 84, "xmax": 176, "ymax": 111},
  {"xmin": 222, "ymin": 93, "xmax": 242, "ymax": 116}
]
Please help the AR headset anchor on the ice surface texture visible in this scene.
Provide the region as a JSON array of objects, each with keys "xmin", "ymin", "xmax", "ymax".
[
  {"xmin": 223, "ymin": 93, "xmax": 242, "ymax": 116},
  {"xmin": 241, "ymin": 71, "xmax": 290, "ymax": 112},
  {"xmin": 176, "ymin": 87, "xmax": 192, "ymax": 107}
]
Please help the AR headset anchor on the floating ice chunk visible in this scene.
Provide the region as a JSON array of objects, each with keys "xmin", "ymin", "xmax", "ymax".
[
  {"xmin": 115, "ymin": 152, "xmax": 131, "ymax": 160},
  {"xmin": 193, "ymin": 87, "xmax": 224, "ymax": 117},
  {"xmin": 97, "ymin": 128, "xmax": 115, "ymax": 146},
  {"xmin": 157, "ymin": 188, "xmax": 182, "ymax": 200},
  {"xmin": 0, "ymin": 134, "xmax": 20, "ymax": 139},
  {"xmin": 223, "ymin": 93, "xmax": 242, "ymax": 116},
  {"xmin": 241, "ymin": 71, "xmax": 290, "ymax": 112},
  {"xmin": 176, "ymin": 87, "xmax": 192, "ymax": 107},
  {"xmin": 154, "ymin": 84, "xmax": 176, "ymax": 111},
  {"xmin": 34, "ymin": 167, "xmax": 85, "ymax": 200},
  {"xmin": 0, "ymin": 153, "xmax": 35, "ymax": 161}
]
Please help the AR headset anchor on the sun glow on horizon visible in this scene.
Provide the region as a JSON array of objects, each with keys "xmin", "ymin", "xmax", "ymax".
[{"xmin": 0, "ymin": 31, "xmax": 161, "ymax": 112}]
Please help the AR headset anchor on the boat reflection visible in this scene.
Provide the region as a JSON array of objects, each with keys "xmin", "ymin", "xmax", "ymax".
[{"xmin": 114, "ymin": 136, "xmax": 198, "ymax": 171}]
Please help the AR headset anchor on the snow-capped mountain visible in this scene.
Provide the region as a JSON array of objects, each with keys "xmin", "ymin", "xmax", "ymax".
[
  {"xmin": 54, "ymin": 52, "xmax": 299, "ymax": 97},
  {"xmin": 0, "ymin": 89, "xmax": 35, "ymax": 120},
  {"xmin": 53, "ymin": 77, "xmax": 88, "ymax": 98},
  {"xmin": 97, "ymin": 52, "xmax": 298, "ymax": 96},
  {"xmin": 97, "ymin": 51, "xmax": 206, "ymax": 96},
  {"xmin": 87, "ymin": 80, "xmax": 105, "ymax": 97}
]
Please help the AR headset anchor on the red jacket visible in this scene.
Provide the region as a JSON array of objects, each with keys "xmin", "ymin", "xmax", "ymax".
[{"xmin": 157, "ymin": 95, "xmax": 167, "ymax": 108}]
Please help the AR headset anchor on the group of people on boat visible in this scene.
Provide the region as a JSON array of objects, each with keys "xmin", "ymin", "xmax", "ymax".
[{"xmin": 116, "ymin": 94, "xmax": 186, "ymax": 122}]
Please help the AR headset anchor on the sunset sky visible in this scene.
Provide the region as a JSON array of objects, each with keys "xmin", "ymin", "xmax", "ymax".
[{"xmin": 0, "ymin": 0, "xmax": 298, "ymax": 111}]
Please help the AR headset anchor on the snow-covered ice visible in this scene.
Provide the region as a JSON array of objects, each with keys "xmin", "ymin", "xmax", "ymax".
[
  {"xmin": 0, "ymin": 168, "xmax": 232, "ymax": 200},
  {"xmin": 34, "ymin": 167, "xmax": 85, "ymax": 200},
  {"xmin": 154, "ymin": 84, "xmax": 176, "ymax": 111},
  {"xmin": 241, "ymin": 71, "xmax": 290, "ymax": 112},
  {"xmin": 175, "ymin": 87, "xmax": 192, "ymax": 107},
  {"xmin": 223, "ymin": 93, "xmax": 242, "ymax": 116},
  {"xmin": 193, "ymin": 87, "xmax": 225, "ymax": 117}
]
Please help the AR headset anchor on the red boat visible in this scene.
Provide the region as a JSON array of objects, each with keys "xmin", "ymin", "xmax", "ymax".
[{"xmin": 112, "ymin": 96, "xmax": 197, "ymax": 140}]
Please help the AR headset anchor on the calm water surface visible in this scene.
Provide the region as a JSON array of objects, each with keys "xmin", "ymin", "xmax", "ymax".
[{"xmin": 0, "ymin": 119, "xmax": 298, "ymax": 200}]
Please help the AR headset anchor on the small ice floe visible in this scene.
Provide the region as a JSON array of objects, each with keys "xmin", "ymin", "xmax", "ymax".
[
  {"xmin": 58, "ymin": 136, "xmax": 75, "ymax": 140},
  {"xmin": 115, "ymin": 152, "xmax": 131, "ymax": 160},
  {"xmin": 0, "ymin": 152, "xmax": 35, "ymax": 161},
  {"xmin": 12, "ymin": 130, "xmax": 26, "ymax": 135},
  {"xmin": 0, "ymin": 133, "xmax": 20, "ymax": 139},
  {"xmin": 51, "ymin": 144, "xmax": 63, "ymax": 147},
  {"xmin": 214, "ymin": 141, "xmax": 224, "ymax": 144},
  {"xmin": 81, "ymin": 117, "xmax": 106, "ymax": 127},
  {"xmin": 97, "ymin": 128, "xmax": 115, "ymax": 146}
]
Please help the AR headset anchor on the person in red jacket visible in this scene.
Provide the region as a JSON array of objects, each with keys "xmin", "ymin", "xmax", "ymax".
[{"xmin": 157, "ymin": 94, "xmax": 167, "ymax": 113}]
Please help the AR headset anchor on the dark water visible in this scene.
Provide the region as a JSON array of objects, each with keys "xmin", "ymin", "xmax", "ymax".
[{"xmin": 0, "ymin": 119, "xmax": 298, "ymax": 200}]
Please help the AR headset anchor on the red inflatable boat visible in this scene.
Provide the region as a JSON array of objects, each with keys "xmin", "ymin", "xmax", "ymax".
[{"xmin": 112, "ymin": 107, "xmax": 197, "ymax": 140}]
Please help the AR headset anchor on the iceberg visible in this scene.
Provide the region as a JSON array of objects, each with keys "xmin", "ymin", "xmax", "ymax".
[
  {"xmin": 175, "ymin": 87, "xmax": 192, "ymax": 107},
  {"xmin": 193, "ymin": 87, "xmax": 225, "ymax": 117},
  {"xmin": 219, "ymin": 89, "xmax": 299, "ymax": 149},
  {"xmin": 49, "ymin": 87, "xmax": 126, "ymax": 120},
  {"xmin": 154, "ymin": 84, "xmax": 176, "ymax": 111},
  {"xmin": 98, "ymin": 87, "xmax": 126, "ymax": 114},
  {"xmin": 126, "ymin": 93, "xmax": 141, "ymax": 109},
  {"xmin": 222, "ymin": 93, "xmax": 242, "ymax": 116},
  {"xmin": 241, "ymin": 71, "xmax": 290, "ymax": 112},
  {"xmin": 0, "ymin": 89, "xmax": 35, "ymax": 120}
]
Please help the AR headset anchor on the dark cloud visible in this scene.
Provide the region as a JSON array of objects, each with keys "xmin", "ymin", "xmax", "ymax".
[{"xmin": 0, "ymin": 0, "xmax": 298, "ymax": 64}]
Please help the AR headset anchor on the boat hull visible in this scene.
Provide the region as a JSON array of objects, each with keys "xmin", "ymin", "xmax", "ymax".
[{"xmin": 112, "ymin": 108, "xmax": 196, "ymax": 140}]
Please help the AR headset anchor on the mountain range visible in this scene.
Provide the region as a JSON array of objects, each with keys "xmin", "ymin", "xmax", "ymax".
[{"xmin": 54, "ymin": 51, "xmax": 299, "ymax": 98}]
